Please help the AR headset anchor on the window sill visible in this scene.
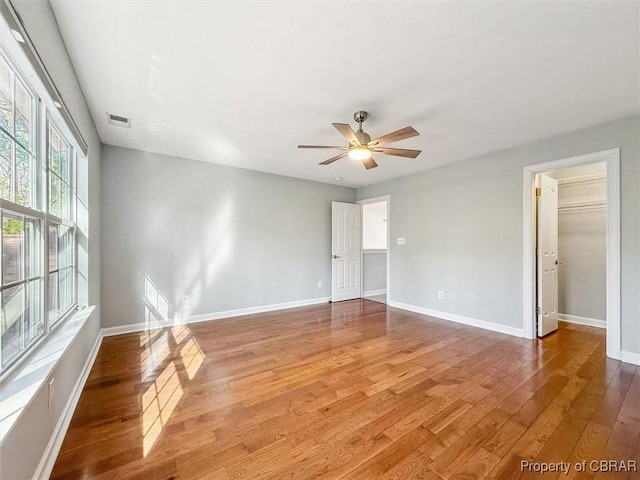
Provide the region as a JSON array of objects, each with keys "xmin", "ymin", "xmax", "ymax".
[
  {"xmin": 0, "ymin": 305, "xmax": 95, "ymax": 442},
  {"xmin": 363, "ymin": 249, "xmax": 387, "ymax": 254}
]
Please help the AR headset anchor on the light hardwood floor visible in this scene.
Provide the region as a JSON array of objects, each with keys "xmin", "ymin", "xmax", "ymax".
[{"xmin": 51, "ymin": 300, "xmax": 639, "ymax": 479}]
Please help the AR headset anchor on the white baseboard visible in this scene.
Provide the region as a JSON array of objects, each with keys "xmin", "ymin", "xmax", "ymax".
[
  {"xmin": 102, "ymin": 296, "xmax": 331, "ymax": 337},
  {"xmin": 185, "ymin": 296, "xmax": 331, "ymax": 325},
  {"xmin": 102, "ymin": 322, "xmax": 147, "ymax": 337},
  {"xmin": 621, "ymin": 351, "xmax": 640, "ymax": 366},
  {"xmin": 363, "ymin": 289, "xmax": 386, "ymax": 298},
  {"xmin": 558, "ymin": 313, "xmax": 606, "ymax": 329},
  {"xmin": 387, "ymin": 300, "xmax": 524, "ymax": 338},
  {"xmin": 35, "ymin": 330, "xmax": 104, "ymax": 480}
]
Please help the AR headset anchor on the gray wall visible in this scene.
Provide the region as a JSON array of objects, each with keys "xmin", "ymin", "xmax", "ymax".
[
  {"xmin": 363, "ymin": 251, "xmax": 387, "ymax": 292},
  {"xmin": 101, "ymin": 145, "xmax": 355, "ymax": 328},
  {"xmin": 558, "ymin": 208, "xmax": 606, "ymax": 320},
  {"xmin": 357, "ymin": 115, "xmax": 639, "ymax": 356},
  {"xmin": 550, "ymin": 164, "xmax": 607, "ymax": 320},
  {"xmin": 1, "ymin": 1, "xmax": 102, "ymax": 479}
]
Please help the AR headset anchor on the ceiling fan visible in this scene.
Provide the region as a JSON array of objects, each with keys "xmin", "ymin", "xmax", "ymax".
[{"xmin": 298, "ymin": 111, "xmax": 421, "ymax": 170}]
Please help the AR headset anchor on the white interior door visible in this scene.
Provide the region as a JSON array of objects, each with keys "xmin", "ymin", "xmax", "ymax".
[
  {"xmin": 537, "ymin": 174, "xmax": 559, "ymax": 337},
  {"xmin": 331, "ymin": 201, "xmax": 361, "ymax": 302}
]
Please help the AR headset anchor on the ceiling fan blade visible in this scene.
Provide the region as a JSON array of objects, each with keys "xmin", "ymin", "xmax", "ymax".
[
  {"xmin": 373, "ymin": 147, "xmax": 422, "ymax": 158},
  {"xmin": 362, "ymin": 156, "xmax": 378, "ymax": 170},
  {"xmin": 319, "ymin": 152, "xmax": 348, "ymax": 165},
  {"xmin": 298, "ymin": 145, "xmax": 347, "ymax": 149},
  {"xmin": 368, "ymin": 126, "xmax": 419, "ymax": 147},
  {"xmin": 332, "ymin": 123, "xmax": 361, "ymax": 146}
]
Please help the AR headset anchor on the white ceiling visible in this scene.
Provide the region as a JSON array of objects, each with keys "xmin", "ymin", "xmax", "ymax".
[{"xmin": 50, "ymin": 1, "xmax": 639, "ymax": 188}]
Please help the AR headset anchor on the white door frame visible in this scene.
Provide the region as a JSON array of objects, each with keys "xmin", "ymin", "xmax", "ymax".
[
  {"xmin": 522, "ymin": 148, "xmax": 620, "ymax": 360},
  {"xmin": 357, "ymin": 195, "xmax": 391, "ymax": 301}
]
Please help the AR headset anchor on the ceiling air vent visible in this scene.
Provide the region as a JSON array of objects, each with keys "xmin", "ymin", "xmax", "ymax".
[{"xmin": 106, "ymin": 113, "xmax": 131, "ymax": 128}]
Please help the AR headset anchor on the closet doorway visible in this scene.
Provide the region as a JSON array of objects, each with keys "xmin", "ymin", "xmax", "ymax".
[
  {"xmin": 536, "ymin": 162, "xmax": 607, "ymax": 336},
  {"xmin": 358, "ymin": 196, "xmax": 390, "ymax": 305},
  {"xmin": 522, "ymin": 148, "xmax": 621, "ymax": 360}
]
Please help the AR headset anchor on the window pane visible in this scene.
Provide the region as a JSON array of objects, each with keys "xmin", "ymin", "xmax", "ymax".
[
  {"xmin": 2, "ymin": 214, "xmax": 24, "ymax": 285},
  {"xmin": 48, "ymin": 122, "xmax": 60, "ymax": 176},
  {"xmin": 0, "ymin": 131, "xmax": 13, "ymax": 201},
  {"xmin": 48, "ymin": 122, "xmax": 71, "ymax": 181},
  {"xmin": 48, "ymin": 224, "xmax": 58, "ymax": 271},
  {"xmin": 50, "ymin": 174, "xmax": 60, "ymax": 217},
  {"xmin": 48, "ymin": 271, "xmax": 59, "ymax": 324},
  {"xmin": 59, "ymin": 225, "xmax": 73, "ymax": 267},
  {"xmin": 1, "ymin": 284, "xmax": 24, "ymax": 368},
  {"xmin": 25, "ymin": 278, "xmax": 42, "ymax": 345},
  {"xmin": 48, "ymin": 121, "xmax": 72, "ymax": 219},
  {"xmin": 0, "ymin": 54, "xmax": 14, "ymax": 134},
  {"xmin": 60, "ymin": 180, "xmax": 69, "ymax": 220},
  {"xmin": 60, "ymin": 141, "xmax": 68, "ymax": 181},
  {"xmin": 14, "ymin": 78, "xmax": 33, "ymax": 150},
  {"xmin": 24, "ymin": 218, "xmax": 39, "ymax": 278},
  {"xmin": 58, "ymin": 267, "xmax": 73, "ymax": 314},
  {"xmin": 15, "ymin": 145, "xmax": 31, "ymax": 207}
]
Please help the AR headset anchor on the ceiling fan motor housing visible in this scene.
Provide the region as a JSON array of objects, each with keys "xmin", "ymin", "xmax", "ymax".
[
  {"xmin": 353, "ymin": 111, "xmax": 371, "ymax": 144},
  {"xmin": 355, "ymin": 130, "xmax": 371, "ymax": 145}
]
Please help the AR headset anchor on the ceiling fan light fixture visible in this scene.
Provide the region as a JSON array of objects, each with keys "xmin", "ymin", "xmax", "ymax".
[
  {"xmin": 298, "ymin": 111, "xmax": 421, "ymax": 169},
  {"xmin": 348, "ymin": 146, "xmax": 372, "ymax": 161}
]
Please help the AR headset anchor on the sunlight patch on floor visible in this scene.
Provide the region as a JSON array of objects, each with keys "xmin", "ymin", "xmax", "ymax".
[{"xmin": 140, "ymin": 325, "xmax": 205, "ymax": 456}]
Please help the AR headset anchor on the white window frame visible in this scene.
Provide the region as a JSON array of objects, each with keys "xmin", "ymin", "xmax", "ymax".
[{"xmin": 0, "ymin": 39, "xmax": 79, "ymax": 380}]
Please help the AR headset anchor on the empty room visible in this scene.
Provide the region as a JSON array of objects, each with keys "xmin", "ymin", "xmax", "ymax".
[{"xmin": 1, "ymin": 1, "xmax": 639, "ymax": 479}]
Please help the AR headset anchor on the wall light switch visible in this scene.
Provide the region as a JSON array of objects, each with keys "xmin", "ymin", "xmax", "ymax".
[{"xmin": 396, "ymin": 237, "xmax": 406, "ymax": 245}]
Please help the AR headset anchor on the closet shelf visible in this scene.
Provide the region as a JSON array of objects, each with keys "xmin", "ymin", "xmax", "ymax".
[
  {"xmin": 558, "ymin": 200, "xmax": 607, "ymax": 211},
  {"xmin": 557, "ymin": 173, "xmax": 606, "ymax": 186}
]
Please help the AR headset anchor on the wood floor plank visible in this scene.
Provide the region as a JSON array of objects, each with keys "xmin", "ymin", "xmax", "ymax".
[{"xmin": 50, "ymin": 301, "xmax": 639, "ymax": 479}]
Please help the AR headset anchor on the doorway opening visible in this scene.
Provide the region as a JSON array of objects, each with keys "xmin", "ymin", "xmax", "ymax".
[
  {"xmin": 360, "ymin": 198, "xmax": 388, "ymax": 304},
  {"xmin": 522, "ymin": 148, "xmax": 620, "ymax": 360},
  {"xmin": 358, "ymin": 196, "xmax": 390, "ymax": 305},
  {"xmin": 536, "ymin": 162, "xmax": 607, "ymax": 337}
]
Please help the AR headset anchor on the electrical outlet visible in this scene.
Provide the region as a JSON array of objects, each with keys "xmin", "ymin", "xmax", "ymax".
[
  {"xmin": 438, "ymin": 290, "xmax": 444, "ymax": 300},
  {"xmin": 48, "ymin": 378, "xmax": 55, "ymax": 408},
  {"xmin": 317, "ymin": 281, "xmax": 322, "ymax": 289},
  {"xmin": 181, "ymin": 294, "xmax": 189, "ymax": 304}
]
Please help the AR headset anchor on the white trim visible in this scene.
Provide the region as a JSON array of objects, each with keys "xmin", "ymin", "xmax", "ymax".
[
  {"xmin": 621, "ymin": 351, "xmax": 640, "ymax": 366},
  {"xmin": 522, "ymin": 148, "xmax": 621, "ymax": 361},
  {"xmin": 34, "ymin": 329, "xmax": 103, "ymax": 480},
  {"xmin": 363, "ymin": 289, "xmax": 387, "ymax": 298},
  {"xmin": 102, "ymin": 296, "xmax": 332, "ymax": 337},
  {"xmin": 101, "ymin": 322, "xmax": 149, "ymax": 337},
  {"xmin": 558, "ymin": 313, "xmax": 606, "ymax": 329},
  {"xmin": 388, "ymin": 300, "xmax": 524, "ymax": 338},
  {"xmin": 357, "ymin": 195, "xmax": 391, "ymax": 303},
  {"xmin": 186, "ymin": 297, "xmax": 330, "ymax": 325}
]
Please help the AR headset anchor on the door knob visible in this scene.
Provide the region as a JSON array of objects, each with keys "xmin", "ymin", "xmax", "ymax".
[
  {"xmin": 332, "ymin": 255, "xmax": 340, "ymax": 259},
  {"xmin": 556, "ymin": 260, "xmax": 562, "ymax": 265}
]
